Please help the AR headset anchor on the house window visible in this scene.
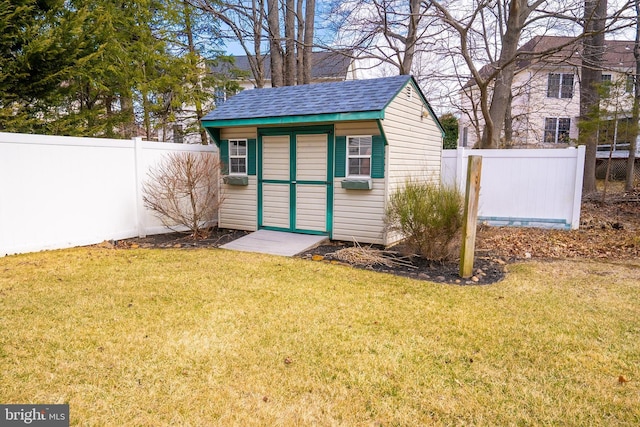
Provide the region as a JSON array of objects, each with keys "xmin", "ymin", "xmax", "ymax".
[
  {"xmin": 462, "ymin": 127, "xmax": 468, "ymax": 147},
  {"xmin": 215, "ymin": 87, "xmax": 227, "ymax": 106},
  {"xmin": 601, "ymin": 74, "xmax": 612, "ymax": 97},
  {"xmin": 173, "ymin": 124, "xmax": 184, "ymax": 144},
  {"xmin": 347, "ymin": 136, "xmax": 372, "ymax": 176},
  {"xmin": 544, "ymin": 118, "xmax": 571, "ymax": 143},
  {"xmin": 626, "ymin": 74, "xmax": 635, "ymax": 94},
  {"xmin": 229, "ymin": 139, "xmax": 247, "ymax": 174},
  {"xmin": 547, "ymin": 73, "xmax": 574, "ymax": 98}
]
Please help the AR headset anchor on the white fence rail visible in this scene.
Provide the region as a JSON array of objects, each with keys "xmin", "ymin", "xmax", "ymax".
[
  {"xmin": 1, "ymin": 132, "xmax": 216, "ymax": 256},
  {"xmin": 442, "ymin": 146, "xmax": 585, "ymax": 230}
]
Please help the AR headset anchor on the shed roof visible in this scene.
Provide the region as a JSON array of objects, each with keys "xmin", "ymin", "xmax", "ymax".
[{"xmin": 202, "ymin": 75, "xmax": 415, "ymax": 122}]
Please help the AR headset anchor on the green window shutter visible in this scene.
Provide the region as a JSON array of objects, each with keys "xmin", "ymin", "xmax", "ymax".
[
  {"xmin": 219, "ymin": 139, "xmax": 229, "ymax": 175},
  {"xmin": 335, "ymin": 136, "xmax": 346, "ymax": 178},
  {"xmin": 371, "ymin": 135, "xmax": 385, "ymax": 179},
  {"xmin": 248, "ymin": 138, "xmax": 257, "ymax": 175}
]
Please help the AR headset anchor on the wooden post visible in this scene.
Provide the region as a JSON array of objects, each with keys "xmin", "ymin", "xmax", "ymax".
[{"xmin": 460, "ymin": 155, "xmax": 482, "ymax": 278}]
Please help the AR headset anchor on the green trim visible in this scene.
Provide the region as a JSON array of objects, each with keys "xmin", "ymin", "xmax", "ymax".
[
  {"xmin": 219, "ymin": 140, "xmax": 229, "ymax": 175},
  {"xmin": 205, "ymin": 127, "xmax": 221, "ymax": 146},
  {"xmin": 202, "ymin": 111, "xmax": 383, "ymax": 129},
  {"xmin": 371, "ymin": 135, "xmax": 385, "ymax": 179},
  {"xmin": 247, "ymin": 138, "xmax": 257, "ymax": 175},
  {"xmin": 257, "ymin": 137, "xmax": 263, "ymax": 228},
  {"xmin": 334, "ymin": 136, "xmax": 346, "ymax": 178},
  {"xmin": 257, "ymin": 126, "xmax": 334, "ymax": 238}
]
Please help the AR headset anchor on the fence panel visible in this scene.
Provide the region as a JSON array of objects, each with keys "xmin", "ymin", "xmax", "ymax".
[
  {"xmin": 441, "ymin": 147, "xmax": 585, "ymax": 230},
  {"xmin": 0, "ymin": 132, "xmax": 216, "ymax": 256}
]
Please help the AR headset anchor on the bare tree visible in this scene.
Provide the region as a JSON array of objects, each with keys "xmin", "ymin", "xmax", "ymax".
[
  {"xmin": 143, "ymin": 152, "xmax": 224, "ymax": 238},
  {"xmin": 267, "ymin": 0, "xmax": 285, "ymax": 86},
  {"xmin": 626, "ymin": 0, "xmax": 640, "ymax": 190},
  {"xmin": 580, "ymin": 0, "xmax": 608, "ymax": 194},
  {"xmin": 302, "ymin": 0, "xmax": 315, "ymax": 83}
]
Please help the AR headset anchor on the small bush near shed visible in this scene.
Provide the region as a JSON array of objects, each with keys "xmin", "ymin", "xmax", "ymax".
[
  {"xmin": 143, "ymin": 151, "xmax": 223, "ymax": 238},
  {"xmin": 385, "ymin": 180, "xmax": 463, "ymax": 261}
]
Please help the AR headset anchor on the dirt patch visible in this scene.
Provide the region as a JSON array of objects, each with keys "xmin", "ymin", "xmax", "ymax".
[{"xmin": 113, "ymin": 190, "xmax": 639, "ymax": 285}]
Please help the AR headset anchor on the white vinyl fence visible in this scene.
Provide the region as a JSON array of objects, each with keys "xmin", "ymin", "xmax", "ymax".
[
  {"xmin": 0, "ymin": 132, "xmax": 216, "ymax": 256},
  {"xmin": 441, "ymin": 146, "xmax": 585, "ymax": 230}
]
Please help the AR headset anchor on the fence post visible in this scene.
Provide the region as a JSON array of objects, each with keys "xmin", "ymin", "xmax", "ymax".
[
  {"xmin": 133, "ymin": 137, "xmax": 146, "ymax": 237},
  {"xmin": 571, "ymin": 145, "xmax": 586, "ymax": 229},
  {"xmin": 460, "ymin": 155, "xmax": 482, "ymax": 279}
]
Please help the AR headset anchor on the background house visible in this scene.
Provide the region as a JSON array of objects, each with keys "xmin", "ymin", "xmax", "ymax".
[
  {"xmin": 201, "ymin": 75, "xmax": 443, "ymax": 245},
  {"xmin": 458, "ymin": 36, "xmax": 637, "ymax": 151}
]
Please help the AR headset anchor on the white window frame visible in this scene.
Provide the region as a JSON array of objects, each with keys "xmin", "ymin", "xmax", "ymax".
[
  {"xmin": 229, "ymin": 139, "xmax": 247, "ymax": 175},
  {"xmin": 346, "ymin": 135, "xmax": 373, "ymax": 177},
  {"xmin": 544, "ymin": 118, "xmax": 571, "ymax": 144},
  {"xmin": 547, "ymin": 73, "xmax": 574, "ymax": 98}
]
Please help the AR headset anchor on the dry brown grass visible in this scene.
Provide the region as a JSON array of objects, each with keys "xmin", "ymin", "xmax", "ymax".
[{"xmin": 1, "ymin": 248, "xmax": 639, "ymax": 425}]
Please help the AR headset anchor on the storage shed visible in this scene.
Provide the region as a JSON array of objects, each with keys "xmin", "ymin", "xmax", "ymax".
[{"xmin": 201, "ymin": 75, "xmax": 444, "ymax": 245}]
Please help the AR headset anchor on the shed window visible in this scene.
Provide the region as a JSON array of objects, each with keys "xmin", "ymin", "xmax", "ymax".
[
  {"xmin": 347, "ymin": 136, "xmax": 372, "ymax": 176},
  {"xmin": 229, "ymin": 139, "xmax": 247, "ymax": 174}
]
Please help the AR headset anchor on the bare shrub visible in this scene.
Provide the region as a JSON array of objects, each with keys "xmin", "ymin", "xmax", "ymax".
[
  {"xmin": 385, "ymin": 180, "xmax": 463, "ymax": 262},
  {"xmin": 143, "ymin": 151, "xmax": 223, "ymax": 238}
]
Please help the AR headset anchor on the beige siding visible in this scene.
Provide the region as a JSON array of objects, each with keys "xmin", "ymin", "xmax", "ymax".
[
  {"xmin": 263, "ymin": 135, "xmax": 290, "ymax": 180},
  {"xmin": 296, "ymin": 185, "xmax": 327, "ymax": 231},
  {"xmin": 262, "ymin": 183, "xmax": 289, "ymax": 228},
  {"xmin": 219, "ymin": 177, "xmax": 257, "ymax": 231},
  {"xmin": 382, "ymin": 80, "xmax": 443, "ymax": 192},
  {"xmin": 332, "ymin": 179, "xmax": 386, "ymax": 244},
  {"xmin": 335, "ymin": 121, "xmax": 379, "ymax": 136},
  {"xmin": 220, "ymin": 127, "xmax": 257, "ymax": 140},
  {"xmin": 296, "ymin": 134, "xmax": 327, "ymax": 181}
]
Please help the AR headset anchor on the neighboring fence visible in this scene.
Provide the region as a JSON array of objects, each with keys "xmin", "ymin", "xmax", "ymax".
[
  {"xmin": 0, "ymin": 132, "xmax": 216, "ymax": 256},
  {"xmin": 442, "ymin": 146, "xmax": 585, "ymax": 230}
]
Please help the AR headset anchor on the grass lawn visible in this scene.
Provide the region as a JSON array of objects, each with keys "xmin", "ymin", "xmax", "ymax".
[{"xmin": 1, "ymin": 247, "xmax": 639, "ymax": 426}]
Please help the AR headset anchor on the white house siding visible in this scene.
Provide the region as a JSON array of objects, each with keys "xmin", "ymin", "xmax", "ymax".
[
  {"xmin": 382, "ymin": 82, "xmax": 443, "ymax": 191},
  {"xmin": 219, "ymin": 177, "xmax": 257, "ymax": 231},
  {"xmin": 332, "ymin": 180, "xmax": 386, "ymax": 244},
  {"xmin": 218, "ymin": 127, "xmax": 258, "ymax": 231}
]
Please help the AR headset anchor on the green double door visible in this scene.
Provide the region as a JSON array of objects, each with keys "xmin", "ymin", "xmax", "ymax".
[{"xmin": 258, "ymin": 129, "xmax": 333, "ymax": 236}]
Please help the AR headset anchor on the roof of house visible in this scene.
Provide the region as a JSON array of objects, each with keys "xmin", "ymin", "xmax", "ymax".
[
  {"xmin": 211, "ymin": 50, "xmax": 353, "ymax": 81},
  {"xmin": 464, "ymin": 35, "xmax": 635, "ymax": 88},
  {"xmin": 201, "ymin": 75, "xmax": 443, "ymax": 141}
]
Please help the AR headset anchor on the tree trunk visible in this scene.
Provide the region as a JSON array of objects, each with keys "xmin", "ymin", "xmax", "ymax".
[
  {"xmin": 267, "ymin": 0, "xmax": 284, "ymax": 87},
  {"xmin": 479, "ymin": 0, "xmax": 527, "ymax": 149},
  {"xmin": 284, "ymin": 0, "xmax": 296, "ymax": 85},
  {"xmin": 302, "ymin": 0, "xmax": 315, "ymax": 84},
  {"xmin": 400, "ymin": 0, "xmax": 420, "ymax": 75},
  {"xmin": 296, "ymin": 0, "xmax": 304, "ymax": 84},
  {"xmin": 183, "ymin": 0, "xmax": 208, "ymax": 144},
  {"xmin": 580, "ymin": 0, "xmax": 607, "ymax": 194},
  {"xmin": 626, "ymin": 0, "xmax": 640, "ymax": 190}
]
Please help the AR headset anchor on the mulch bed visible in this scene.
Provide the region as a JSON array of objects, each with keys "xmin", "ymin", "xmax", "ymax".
[
  {"xmin": 116, "ymin": 228, "xmax": 506, "ymax": 285},
  {"xmin": 112, "ymin": 191, "xmax": 639, "ymax": 286}
]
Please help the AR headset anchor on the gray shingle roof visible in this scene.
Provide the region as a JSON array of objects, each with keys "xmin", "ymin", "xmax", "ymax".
[{"xmin": 201, "ymin": 75, "xmax": 413, "ymax": 122}]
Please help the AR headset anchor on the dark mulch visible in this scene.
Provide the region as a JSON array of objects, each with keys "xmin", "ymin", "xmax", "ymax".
[
  {"xmin": 298, "ymin": 241, "xmax": 505, "ymax": 285},
  {"xmin": 116, "ymin": 228, "xmax": 505, "ymax": 285}
]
